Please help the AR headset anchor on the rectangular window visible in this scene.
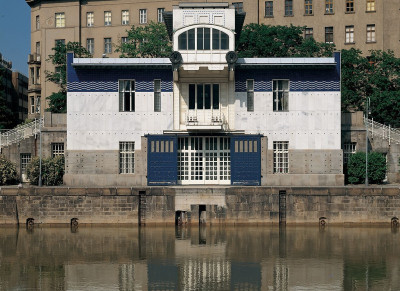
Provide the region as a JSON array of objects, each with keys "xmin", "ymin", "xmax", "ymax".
[
  {"xmin": 36, "ymin": 15, "xmax": 40, "ymax": 30},
  {"xmin": 304, "ymin": 27, "xmax": 313, "ymax": 39},
  {"xmin": 273, "ymin": 80, "xmax": 289, "ymax": 111},
  {"xmin": 367, "ymin": 24, "xmax": 376, "ymax": 42},
  {"xmin": 233, "ymin": 2, "xmax": 244, "ymax": 13},
  {"xmin": 157, "ymin": 8, "xmax": 165, "ymax": 23},
  {"xmin": 119, "ymin": 80, "xmax": 135, "ymax": 112},
  {"xmin": 87, "ymin": 12, "xmax": 94, "ymax": 27},
  {"xmin": 30, "ymin": 96, "xmax": 35, "ymax": 114},
  {"xmin": 119, "ymin": 142, "xmax": 135, "ymax": 174},
  {"xmin": 139, "ymin": 9, "xmax": 147, "ymax": 24},
  {"xmin": 285, "ymin": 0, "xmax": 293, "ymax": 16},
  {"xmin": 36, "ymin": 96, "xmax": 41, "ymax": 113},
  {"xmin": 36, "ymin": 67, "xmax": 40, "ymax": 84},
  {"xmin": 188, "ymin": 84, "xmax": 219, "ymax": 110},
  {"xmin": 246, "ymin": 80, "xmax": 254, "ymax": 112},
  {"xmin": 52, "ymin": 143, "xmax": 64, "ymax": 157},
  {"xmin": 55, "ymin": 13, "xmax": 65, "ymax": 27},
  {"xmin": 30, "ymin": 68, "xmax": 35, "ymax": 85},
  {"xmin": 55, "ymin": 39, "xmax": 65, "ymax": 46},
  {"xmin": 343, "ymin": 142, "xmax": 356, "ymax": 164},
  {"xmin": 121, "ymin": 37, "xmax": 128, "ymax": 44},
  {"xmin": 122, "ymin": 10, "xmax": 129, "ymax": 25},
  {"xmin": 20, "ymin": 154, "xmax": 32, "ymax": 175},
  {"xmin": 366, "ymin": 0, "xmax": 375, "ymax": 12},
  {"xmin": 345, "ymin": 25, "xmax": 354, "ymax": 43},
  {"xmin": 325, "ymin": 0, "xmax": 333, "ymax": 14},
  {"xmin": 265, "ymin": 1, "xmax": 273, "ymax": 17},
  {"xmin": 104, "ymin": 38, "xmax": 112, "ymax": 54},
  {"xmin": 346, "ymin": 0, "xmax": 354, "ymax": 12},
  {"xmin": 36, "ymin": 42, "xmax": 40, "ymax": 55},
  {"xmin": 197, "ymin": 27, "xmax": 211, "ymax": 50},
  {"xmin": 86, "ymin": 38, "xmax": 94, "ymax": 54},
  {"xmin": 325, "ymin": 27, "xmax": 334, "ymax": 43},
  {"xmin": 104, "ymin": 11, "xmax": 111, "ymax": 26},
  {"xmin": 273, "ymin": 142, "xmax": 289, "ymax": 173},
  {"xmin": 154, "ymin": 79, "xmax": 161, "ymax": 112},
  {"xmin": 305, "ymin": 0, "xmax": 313, "ymax": 15}
]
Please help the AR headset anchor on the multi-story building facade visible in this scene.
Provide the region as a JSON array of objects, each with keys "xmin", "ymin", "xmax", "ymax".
[
  {"xmin": 26, "ymin": 0, "xmax": 400, "ymax": 118},
  {"xmin": 64, "ymin": 3, "xmax": 343, "ymax": 187},
  {"xmin": 0, "ymin": 53, "xmax": 28, "ymax": 127}
]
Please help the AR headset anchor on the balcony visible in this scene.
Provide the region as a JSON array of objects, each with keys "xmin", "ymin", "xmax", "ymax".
[
  {"xmin": 185, "ymin": 113, "xmax": 226, "ymax": 130},
  {"xmin": 28, "ymin": 83, "xmax": 41, "ymax": 93},
  {"xmin": 28, "ymin": 53, "xmax": 41, "ymax": 64}
]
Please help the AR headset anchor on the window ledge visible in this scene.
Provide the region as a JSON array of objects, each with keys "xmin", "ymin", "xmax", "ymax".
[
  {"xmin": 366, "ymin": 10, "xmax": 376, "ymax": 13},
  {"xmin": 366, "ymin": 41, "xmax": 377, "ymax": 44},
  {"xmin": 324, "ymin": 12, "xmax": 334, "ymax": 15},
  {"xmin": 264, "ymin": 16, "xmax": 274, "ymax": 18},
  {"xmin": 345, "ymin": 42, "xmax": 355, "ymax": 45},
  {"xmin": 304, "ymin": 13, "xmax": 314, "ymax": 16},
  {"xmin": 345, "ymin": 11, "xmax": 355, "ymax": 14},
  {"xmin": 284, "ymin": 15, "xmax": 294, "ymax": 17}
]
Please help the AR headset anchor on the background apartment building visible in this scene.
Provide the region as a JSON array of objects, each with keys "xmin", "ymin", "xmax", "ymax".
[{"xmin": 26, "ymin": 0, "xmax": 399, "ymax": 117}]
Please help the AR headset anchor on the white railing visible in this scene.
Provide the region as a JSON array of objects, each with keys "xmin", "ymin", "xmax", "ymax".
[
  {"xmin": 364, "ymin": 116, "xmax": 400, "ymax": 145},
  {"xmin": 0, "ymin": 118, "xmax": 43, "ymax": 149},
  {"xmin": 186, "ymin": 113, "xmax": 225, "ymax": 126}
]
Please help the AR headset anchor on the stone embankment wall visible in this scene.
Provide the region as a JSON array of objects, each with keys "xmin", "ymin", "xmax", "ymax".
[{"xmin": 0, "ymin": 187, "xmax": 399, "ymax": 225}]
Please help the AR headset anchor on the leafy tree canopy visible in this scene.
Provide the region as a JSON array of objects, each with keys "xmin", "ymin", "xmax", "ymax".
[
  {"xmin": 236, "ymin": 24, "xmax": 335, "ymax": 58},
  {"xmin": 116, "ymin": 22, "xmax": 172, "ymax": 58},
  {"xmin": 46, "ymin": 41, "xmax": 91, "ymax": 113}
]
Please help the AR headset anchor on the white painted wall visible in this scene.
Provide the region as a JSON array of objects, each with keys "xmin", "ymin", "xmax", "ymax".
[
  {"xmin": 235, "ymin": 92, "xmax": 341, "ymax": 150},
  {"xmin": 67, "ymin": 92, "xmax": 173, "ymax": 150}
]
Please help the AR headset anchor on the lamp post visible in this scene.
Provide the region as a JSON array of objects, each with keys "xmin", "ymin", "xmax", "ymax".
[
  {"xmin": 365, "ymin": 97, "xmax": 370, "ymax": 186},
  {"xmin": 38, "ymin": 117, "xmax": 42, "ymax": 187}
]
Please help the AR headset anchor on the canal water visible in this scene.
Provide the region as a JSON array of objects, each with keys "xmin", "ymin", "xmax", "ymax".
[{"xmin": 0, "ymin": 225, "xmax": 399, "ymax": 290}]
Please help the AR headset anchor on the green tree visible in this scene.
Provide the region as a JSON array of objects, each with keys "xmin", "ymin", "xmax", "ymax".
[
  {"xmin": 0, "ymin": 155, "xmax": 19, "ymax": 185},
  {"xmin": 236, "ymin": 24, "xmax": 335, "ymax": 58},
  {"xmin": 116, "ymin": 22, "xmax": 172, "ymax": 58},
  {"xmin": 0, "ymin": 67, "xmax": 15, "ymax": 130},
  {"xmin": 46, "ymin": 42, "xmax": 91, "ymax": 113},
  {"xmin": 347, "ymin": 152, "xmax": 387, "ymax": 184},
  {"xmin": 27, "ymin": 156, "xmax": 65, "ymax": 186}
]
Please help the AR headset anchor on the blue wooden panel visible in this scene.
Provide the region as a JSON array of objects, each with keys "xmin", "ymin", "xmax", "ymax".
[
  {"xmin": 230, "ymin": 135, "xmax": 261, "ymax": 186},
  {"xmin": 147, "ymin": 135, "xmax": 177, "ymax": 186}
]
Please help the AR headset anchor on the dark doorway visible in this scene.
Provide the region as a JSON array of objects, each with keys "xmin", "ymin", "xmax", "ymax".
[{"xmin": 199, "ymin": 205, "xmax": 206, "ymax": 224}]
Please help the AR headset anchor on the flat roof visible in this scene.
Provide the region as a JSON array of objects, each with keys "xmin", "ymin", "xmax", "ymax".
[
  {"xmin": 178, "ymin": 2, "xmax": 230, "ymax": 8},
  {"xmin": 72, "ymin": 57, "xmax": 172, "ymax": 68}
]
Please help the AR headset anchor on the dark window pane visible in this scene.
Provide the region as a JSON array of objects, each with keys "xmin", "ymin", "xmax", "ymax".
[
  {"xmin": 124, "ymin": 92, "xmax": 130, "ymax": 111},
  {"xmin": 204, "ymin": 28, "xmax": 210, "ymax": 50},
  {"xmin": 212, "ymin": 29, "xmax": 219, "ymax": 49},
  {"xmin": 197, "ymin": 28, "xmax": 204, "ymax": 50},
  {"xmin": 221, "ymin": 32, "xmax": 229, "ymax": 50},
  {"xmin": 131, "ymin": 92, "xmax": 135, "ymax": 111},
  {"xmin": 178, "ymin": 32, "xmax": 187, "ymax": 50},
  {"xmin": 213, "ymin": 84, "xmax": 219, "ymax": 109},
  {"xmin": 188, "ymin": 29, "xmax": 195, "ymax": 50},
  {"xmin": 204, "ymin": 84, "xmax": 211, "ymax": 109},
  {"xmin": 197, "ymin": 84, "xmax": 203, "ymax": 109},
  {"xmin": 189, "ymin": 84, "xmax": 196, "ymax": 109}
]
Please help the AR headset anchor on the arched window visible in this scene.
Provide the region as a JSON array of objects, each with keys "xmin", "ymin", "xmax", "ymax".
[{"xmin": 178, "ymin": 27, "xmax": 229, "ymax": 51}]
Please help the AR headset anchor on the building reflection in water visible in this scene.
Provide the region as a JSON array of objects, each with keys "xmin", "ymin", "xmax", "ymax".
[{"xmin": 0, "ymin": 226, "xmax": 399, "ymax": 290}]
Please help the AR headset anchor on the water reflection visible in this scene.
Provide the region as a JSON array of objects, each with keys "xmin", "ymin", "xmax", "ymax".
[{"xmin": 0, "ymin": 225, "xmax": 399, "ymax": 290}]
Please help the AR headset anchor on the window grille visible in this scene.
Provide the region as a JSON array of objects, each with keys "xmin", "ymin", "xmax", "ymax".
[
  {"xmin": 119, "ymin": 142, "xmax": 135, "ymax": 174},
  {"xmin": 273, "ymin": 80, "xmax": 289, "ymax": 111},
  {"xmin": 119, "ymin": 80, "xmax": 135, "ymax": 112},
  {"xmin": 273, "ymin": 142, "xmax": 289, "ymax": 173},
  {"xmin": 246, "ymin": 80, "xmax": 254, "ymax": 112},
  {"xmin": 52, "ymin": 143, "xmax": 64, "ymax": 157}
]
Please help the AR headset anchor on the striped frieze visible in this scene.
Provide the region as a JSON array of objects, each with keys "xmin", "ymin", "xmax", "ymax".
[
  {"xmin": 235, "ymin": 68, "xmax": 340, "ymax": 92},
  {"xmin": 67, "ymin": 68, "xmax": 173, "ymax": 93}
]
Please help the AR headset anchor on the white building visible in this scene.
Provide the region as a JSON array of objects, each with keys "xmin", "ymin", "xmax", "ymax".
[{"xmin": 65, "ymin": 2, "xmax": 343, "ymax": 187}]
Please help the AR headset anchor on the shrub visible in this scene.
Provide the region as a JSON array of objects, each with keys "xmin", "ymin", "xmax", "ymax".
[
  {"xmin": 347, "ymin": 152, "xmax": 387, "ymax": 184},
  {"xmin": 0, "ymin": 155, "xmax": 19, "ymax": 185},
  {"xmin": 27, "ymin": 156, "xmax": 65, "ymax": 186}
]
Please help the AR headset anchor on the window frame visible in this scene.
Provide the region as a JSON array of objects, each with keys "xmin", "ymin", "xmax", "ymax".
[
  {"xmin": 188, "ymin": 83, "xmax": 220, "ymax": 111},
  {"xmin": 119, "ymin": 80, "xmax": 135, "ymax": 112},
  {"xmin": 121, "ymin": 10, "xmax": 129, "ymax": 25},
  {"xmin": 30, "ymin": 96, "xmax": 35, "ymax": 114},
  {"xmin": 55, "ymin": 12, "xmax": 65, "ymax": 28},
  {"xmin": 304, "ymin": 0, "xmax": 313, "ymax": 15},
  {"xmin": 346, "ymin": 0, "xmax": 354, "ymax": 13},
  {"xmin": 273, "ymin": 141, "xmax": 289, "ymax": 174},
  {"xmin": 139, "ymin": 9, "xmax": 147, "ymax": 24},
  {"xmin": 87, "ymin": 38, "xmax": 94, "ymax": 55},
  {"xmin": 345, "ymin": 25, "xmax": 355, "ymax": 44},
  {"xmin": 20, "ymin": 153, "xmax": 32, "ymax": 175},
  {"xmin": 366, "ymin": 24, "xmax": 376, "ymax": 43},
  {"xmin": 273, "ymin": 80, "xmax": 289, "ymax": 112},
  {"xmin": 325, "ymin": 26, "xmax": 334, "ymax": 43},
  {"xmin": 51, "ymin": 143, "xmax": 65, "ymax": 157},
  {"xmin": 157, "ymin": 8, "xmax": 165, "ymax": 23},
  {"xmin": 343, "ymin": 142, "xmax": 356, "ymax": 164},
  {"xmin": 246, "ymin": 79, "xmax": 254, "ymax": 112},
  {"xmin": 232, "ymin": 2, "xmax": 244, "ymax": 13},
  {"xmin": 178, "ymin": 27, "xmax": 229, "ymax": 51},
  {"xmin": 87, "ymin": 12, "xmax": 94, "ymax": 27},
  {"xmin": 285, "ymin": 0, "xmax": 293, "ymax": 16},
  {"xmin": 119, "ymin": 142, "xmax": 135, "ymax": 174},
  {"xmin": 154, "ymin": 79, "xmax": 161, "ymax": 112},
  {"xmin": 104, "ymin": 37, "xmax": 112, "ymax": 54},
  {"xmin": 36, "ymin": 15, "xmax": 40, "ymax": 30},
  {"xmin": 265, "ymin": 1, "xmax": 274, "ymax": 17},
  {"xmin": 104, "ymin": 11, "xmax": 112, "ymax": 26},
  {"xmin": 366, "ymin": 0, "xmax": 375, "ymax": 12},
  {"xmin": 325, "ymin": 0, "xmax": 334, "ymax": 14},
  {"xmin": 304, "ymin": 27, "xmax": 313, "ymax": 40}
]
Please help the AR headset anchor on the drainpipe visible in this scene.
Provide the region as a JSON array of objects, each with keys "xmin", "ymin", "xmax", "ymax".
[
  {"xmin": 78, "ymin": 0, "xmax": 82, "ymax": 45},
  {"xmin": 257, "ymin": 0, "xmax": 260, "ymax": 24}
]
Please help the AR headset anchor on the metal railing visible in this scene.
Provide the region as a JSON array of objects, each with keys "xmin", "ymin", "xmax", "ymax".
[
  {"xmin": 0, "ymin": 118, "xmax": 43, "ymax": 150},
  {"xmin": 364, "ymin": 117, "xmax": 400, "ymax": 145},
  {"xmin": 186, "ymin": 113, "xmax": 226, "ymax": 126}
]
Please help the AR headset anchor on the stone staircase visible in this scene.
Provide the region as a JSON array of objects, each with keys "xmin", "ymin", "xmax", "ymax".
[{"xmin": 0, "ymin": 118, "xmax": 43, "ymax": 151}]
